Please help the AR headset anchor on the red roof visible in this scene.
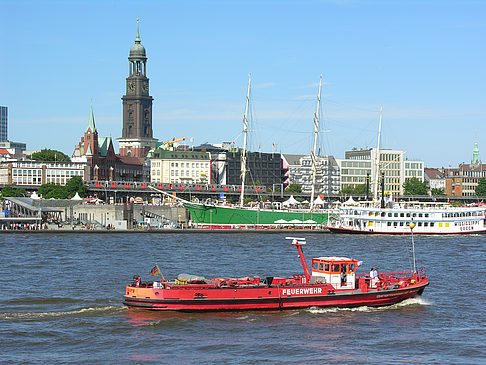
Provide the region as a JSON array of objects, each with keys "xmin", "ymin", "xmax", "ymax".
[{"xmin": 117, "ymin": 155, "xmax": 143, "ymax": 166}]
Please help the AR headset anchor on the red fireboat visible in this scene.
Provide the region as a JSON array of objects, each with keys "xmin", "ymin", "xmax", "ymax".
[{"xmin": 123, "ymin": 237, "xmax": 428, "ymax": 312}]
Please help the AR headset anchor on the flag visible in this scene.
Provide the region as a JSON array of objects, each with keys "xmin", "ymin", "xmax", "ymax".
[{"xmin": 150, "ymin": 265, "xmax": 161, "ymax": 276}]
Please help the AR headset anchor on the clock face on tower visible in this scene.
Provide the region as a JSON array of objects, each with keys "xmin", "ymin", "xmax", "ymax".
[
  {"xmin": 127, "ymin": 81, "xmax": 135, "ymax": 94},
  {"xmin": 142, "ymin": 81, "xmax": 149, "ymax": 94}
]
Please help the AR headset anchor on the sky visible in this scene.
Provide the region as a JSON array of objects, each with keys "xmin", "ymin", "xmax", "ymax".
[{"xmin": 1, "ymin": 0, "xmax": 485, "ymax": 168}]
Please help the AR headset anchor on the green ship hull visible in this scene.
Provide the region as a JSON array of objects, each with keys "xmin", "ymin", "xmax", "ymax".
[{"xmin": 184, "ymin": 203, "xmax": 329, "ymax": 229}]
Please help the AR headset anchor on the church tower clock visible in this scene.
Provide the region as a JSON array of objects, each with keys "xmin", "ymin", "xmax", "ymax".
[{"xmin": 118, "ymin": 18, "xmax": 158, "ymax": 158}]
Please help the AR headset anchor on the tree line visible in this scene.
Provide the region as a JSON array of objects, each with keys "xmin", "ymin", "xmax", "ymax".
[{"xmin": 1, "ymin": 176, "xmax": 87, "ymax": 199}]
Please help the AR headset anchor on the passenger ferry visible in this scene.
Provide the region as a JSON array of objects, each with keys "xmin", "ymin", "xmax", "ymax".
[
  {"xmin": 123, "ymin": 237, "xmax": 428, "ymax": 312},
  {"xmin": 327, "ymin": 201, "xmax": 486, "ymax": 234}
]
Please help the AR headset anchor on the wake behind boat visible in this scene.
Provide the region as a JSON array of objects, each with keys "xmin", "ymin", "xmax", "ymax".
[{"xmin": 123, "ymin": 237, "xmax": 428, "ymax": 312}]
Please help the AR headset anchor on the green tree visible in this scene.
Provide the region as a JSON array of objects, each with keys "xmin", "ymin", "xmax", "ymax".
[
  {"xmin": 430, "ymin": 188, "xmax": 445, "ymax": 196},
  {"xmin": 65, "ymin": 176, "xmax": 87, "ymax": 198},
  {"xmin": 403, "ymin": 177, "xmax": 427, "ymax": 195},
  {"xmin": 339, "ymin": 184, "xmax": 368, "ymax": 195},
  {"xmin": 339, "ymin": 186, "xmax": 354, "ymax": 195},
  {"xmin": 475, "ymin": 178, "xmax": 486, "ymax": 196},
  {"xmin": 37, "ymin": 183, "xmax": 69, "ymax": 199},
  {"xmin": 28, "ymin": 149, "xmax": 70, "ymax": 162},
  {"xmin": 36, "ymin": 177, "xmax": 87, "ymax": 199},
  {"xmin": 1, "ymin": 185, "xmax": 27, "ymax": 198},
  {"xmin": 286, "ymin": 184, "xmax": 302, "ymax": 193},
  {"xmin": 353, "ymin": 184, "xmax": 368, "ymax": 195}
]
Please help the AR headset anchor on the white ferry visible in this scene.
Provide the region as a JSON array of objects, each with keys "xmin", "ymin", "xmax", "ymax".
[{"xmin": 326, "ymin": 201, "xmax": 486, "ymax": 234}]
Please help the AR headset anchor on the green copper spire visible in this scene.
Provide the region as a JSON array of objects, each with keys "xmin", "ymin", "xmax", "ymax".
[
  {"xmin": 86, "ymin": 105, "xmax": 97, "ymax": 133},
  {"xmin": 472, "ymin": 141, "xmax": 481, "ymax": 165}
]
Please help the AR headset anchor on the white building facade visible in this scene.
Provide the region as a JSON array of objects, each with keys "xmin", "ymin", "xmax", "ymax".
[
  {"xmin": 283, "ymin": 154, "xmax": 340, "ymax": 195},
  {"xmin": 148, "ymin": 150, "xmax": 211, "ymax": 184},
  {"xmin": 0, "ymin": 160, "xmax": 89, "ymax": 186},
  {"xmin": 338, "ymin": 148, "xmax": 424, "ymax": 196}
]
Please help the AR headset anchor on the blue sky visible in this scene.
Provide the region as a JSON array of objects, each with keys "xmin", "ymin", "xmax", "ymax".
[{"xmin": 1, "ymin": 0, "xmax": 484, "ymax": 167}]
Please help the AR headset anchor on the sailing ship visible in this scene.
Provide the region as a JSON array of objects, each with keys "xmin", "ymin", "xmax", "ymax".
[{"xmin": 184, "ymin": 75, "xmax": 329, "ymax": 229}]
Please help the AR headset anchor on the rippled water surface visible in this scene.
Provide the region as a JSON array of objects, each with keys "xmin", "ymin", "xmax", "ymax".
[{"xmin": 1, "ymin": 232, "xmax": 484, "ymax": 364}]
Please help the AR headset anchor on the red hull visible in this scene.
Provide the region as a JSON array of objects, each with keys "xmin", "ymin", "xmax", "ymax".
[
  {"xmin": 123, "ymin": 281, "xmax": 428, "ymax": 312},
  {"xmin": 124, "ymin": 237, "xmax": 429, "ymax": 312}
]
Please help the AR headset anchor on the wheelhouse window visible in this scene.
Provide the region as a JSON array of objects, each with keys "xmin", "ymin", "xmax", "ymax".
[{"xmin": 332, "ymin": 264, "xmax": 340, "ymax": 273}]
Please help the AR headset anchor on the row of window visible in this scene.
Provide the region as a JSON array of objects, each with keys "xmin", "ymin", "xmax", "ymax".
[
  {"xmin": 380, "ymin": 154, "xmax": 401, "ymax": 162},
  {"xmin": 341, "ymin": 161, "xmax": 372, "ymax": 168},
  {"xmin": 406, "ymin": 170, "xmax": 423, "ymax": 177},
  {"xmin": 12, "ymin": 169, "xmax": 83, "ymax": 176},
  {"xmin": 170, "ymin": 170, "xmax": 206, "ymax": 177},
  {"xmin": 385, "ymin": 221, "xmax": 480, "ymax": 228},
  {"xmin": 170, "ymin": 162, "xmax": 209, "ymax": 168},
  {"xmin": 405, "ymin": 162, "xmax": 423, "ymax": 169},
  {"xmin": 387, "ymin": 221, "xmax": 434, "ymax": 227},
  {"xmin": 362, "ymin": 211, "xmax": 481, "ymax": 218},
  {"xmin": 312, "ymin": 262, "xmax": 356, "ymax": 274},
  {"xmin": 341, "ymin": 169, "xmax": 371, "ymax": 175},
  {"xmin": 13, "ymin": 177, "xmax": 71, "ymax": 185}
]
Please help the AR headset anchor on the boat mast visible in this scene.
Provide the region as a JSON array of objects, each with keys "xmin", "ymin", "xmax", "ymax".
[
  {"xmin": 310, "ymin": 75, "xmax": 323, "ymax": 211},
  {"xmin": 239, "ymin": 73, "xmax": 251, "ymax": 207},
  {"xmin": 373, "ymin": 106, "xmax": 383, "ymax": 202}
]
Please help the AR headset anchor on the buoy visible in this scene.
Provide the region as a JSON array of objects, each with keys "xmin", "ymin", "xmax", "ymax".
[{"xmin": 409, "ymin": 222, "xmax": 415, "ymax": 230}]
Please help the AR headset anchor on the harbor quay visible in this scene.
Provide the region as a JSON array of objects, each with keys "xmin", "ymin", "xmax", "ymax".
[
  {"xmin": 0, "ymin": 197, "xmax": 329, "ymax": 233},
  {"xmin": 1, "ymin": 197, "xmax": 186, "ymax": 231}
]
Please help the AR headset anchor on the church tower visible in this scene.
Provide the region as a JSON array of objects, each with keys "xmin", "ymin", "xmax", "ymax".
[
  {"xmin": 472, "ymin": 141, "xmax": 481, "ymax": 166},
  {"xmin": 118, "ymin": 18, "xmax": 158, "ymax": 158}
]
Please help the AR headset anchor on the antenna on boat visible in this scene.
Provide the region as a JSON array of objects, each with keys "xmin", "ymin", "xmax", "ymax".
[
  {"xmin": 409, "ymin": 222, "xmax": 417, "ymax": 273},
  {"xmin": 310, "ymin": 75, "xmax": 322, "ymax": 211},
  {"xmin": 239, "ymin": 73, "xmax": 251, "ymax": 207}
]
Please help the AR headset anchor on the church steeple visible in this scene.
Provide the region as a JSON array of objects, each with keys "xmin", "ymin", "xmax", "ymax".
[
  {"xmin": 118, "ymin": 17, "xmax": 157, "ymax": 158},
  {"xmin": 129, "ymin": 16, "xmax": 147, "ymax": 77},
  {"xmin": 86, "ymin": 105, "xmax": 97, "ymax": 133},
  {"xmin": 84, "ymin": 105, "xmax": 98, "ymax": 156},
  {"xmin": 472, "ymin": 141, "xmax": 481, "ymax": 166}
]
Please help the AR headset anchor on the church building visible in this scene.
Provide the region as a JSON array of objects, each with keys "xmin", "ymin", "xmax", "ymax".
[{"xmin": 72, "ymin": 106, "xmax": 144, "ymax": 181}]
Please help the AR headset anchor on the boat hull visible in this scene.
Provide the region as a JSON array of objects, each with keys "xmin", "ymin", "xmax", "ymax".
[
  {"xmin": 123, "ymin": 282, "xmax": 428, "ymax": 312},
  {"xmin": 184, "ymin": 203, "xmax": 328, "ymax": 229}
]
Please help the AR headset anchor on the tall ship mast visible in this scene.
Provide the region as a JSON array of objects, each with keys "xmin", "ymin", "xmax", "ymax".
[
  {"xmin": 372, "ymin": 106, "xmax": 383, "ymax": 202},
  {"xmin": 182, "ymin": 75, "xmax": 329, "ymax": 230},
  {"xmin": 310, "ymin": 75, "xmax": 323, "ymax": 211},
  {"xmin": 239, "ymin": 73, "xmax": 251, "ymax": 207}
]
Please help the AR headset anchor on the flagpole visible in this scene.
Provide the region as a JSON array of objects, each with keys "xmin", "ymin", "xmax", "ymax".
[{"xmin": 156, "ymin": 264, "xmax": 165, "ymax": 281}]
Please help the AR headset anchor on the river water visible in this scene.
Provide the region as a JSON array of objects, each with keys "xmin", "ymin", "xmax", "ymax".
[{"xmin": 0, "ymin": 232, "xmax": 484, "ymax": 364}]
